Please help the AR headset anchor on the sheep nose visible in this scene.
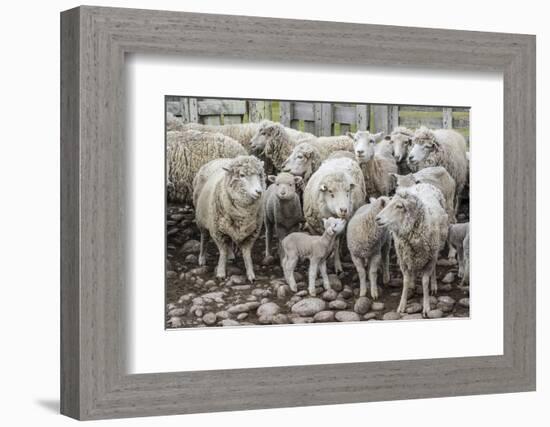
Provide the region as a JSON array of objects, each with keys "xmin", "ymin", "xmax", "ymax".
[
  {"xmin": 340, "ymin": 208, "xmax": 348, "ymax": 215},
  {"xmin": 356, "ymin": 150, "xmax": 364, "ymax": 155},
  {"xmin": 255, "ymin": 189, "xmax": 263, "ymax": 195}
]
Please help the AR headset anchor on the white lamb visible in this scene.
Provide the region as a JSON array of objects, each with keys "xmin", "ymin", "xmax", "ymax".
[
  {"xmin": 281, "ymin": 217, "xmax": 347, "ymax": 296},
  {"xmin": 375, "ymin": 183, "xmax": 449, "ymax": 316}
]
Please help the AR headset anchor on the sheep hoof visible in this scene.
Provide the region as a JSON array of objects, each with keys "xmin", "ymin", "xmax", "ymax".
[{"xmin": 309, "ymin": 289, "xmax": 317, "ymax": 297}]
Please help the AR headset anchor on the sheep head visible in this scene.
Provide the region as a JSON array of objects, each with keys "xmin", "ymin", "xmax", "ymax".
[
  {"xmin": 375, "ymin": 189, "xmax": 420, "ymax": 232},
  {"xmin": 347, "ymin": 131, "xmax": 384, "ymax": 164},
  {"xmin": 223, "ymin": 155, "xmax": 266, "ymax": 204},
  {"xmin": 318, "ymin": 173, "xmax": 355, "ymax": 219},
  {"xmin": 267, "ymin": 172, "xmax": 302, "ymax": 201},
  {"xmin": 282, "ymin": 142, "xmax": 321, "ymax": 181},
  {"xmin": 322, "ymin": 217, "xmax": 347, "ymax": 236},
  {"xmin": 408, "ymin": 126, "xmax": 439, "ymax": 164},
  {"xmin": 389, "ymin": 126, "xmax": 414, "ymax": 162},
  {"xmin": 250, "ymin": 121, "xmax": 284, "ymax": 153}
]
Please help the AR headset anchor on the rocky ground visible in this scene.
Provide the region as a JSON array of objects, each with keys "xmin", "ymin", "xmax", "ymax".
[{"xmin": 165, "ymin": 203, "xmax": 470, "ymax": 329}]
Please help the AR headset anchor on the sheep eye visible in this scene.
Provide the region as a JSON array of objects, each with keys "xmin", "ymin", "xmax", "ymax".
[
  {"xmin": 297, "ymin": 155, "xmax": 303, "ymax": 160},
  {"xmin": 240, "ymin": 173, "xmax": 246, "ymax": 178}
]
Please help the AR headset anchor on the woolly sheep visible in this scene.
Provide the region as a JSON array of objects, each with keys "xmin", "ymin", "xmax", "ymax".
[
  {"xmin": 348, "ymin": 130, "xmax": 399, "ymax": 198},
  {"xmin": 193, "ymin": 156, "xmax": 266, "ymax": 282},
  {"xmin": 167, "ymin": 130, "xmax": 247, "ymax": 203},
  {"xmin": 448, "ymin": 222, "xmax": 470, "ymax": 280},
  {"xmin": 263, "ymin": 172, "xmax": 304, "ymax": 260},
  {"xmin": 390, "ymin": 166, "xmax": 457, "ymax": 224},
  {"xmin": 166, "ymin": 112, "xmax": 183, "ymax": 131},
  {"xmin": 407, "ymin": 126, "xmax": 468, "ymax": 214},
  {"xmin": 375, "ymin": 183, "xmax": 449, "ymax": 316},
  {"xmin": 346, "ymin": 196, "xmax": 392, "ymax": 299},
  {"xmin": 303, "ymin": 157, "xmax": 366, "ymax": 273},
  {"xmin": 386, "ymin": 126, "xmax": 415, "ymax": 174},
  {"xmin": 462, "ymin": 229, "xmax": 470, "ymax": 286},
  {"xmin": 281, "ymin": 217, "xmax": 347, "ymax": 296}
]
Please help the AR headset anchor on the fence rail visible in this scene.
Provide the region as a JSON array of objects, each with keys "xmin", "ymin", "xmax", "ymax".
[{"xmin": 166, "ymin": 97, "xmax": 469, "ymax": 142}]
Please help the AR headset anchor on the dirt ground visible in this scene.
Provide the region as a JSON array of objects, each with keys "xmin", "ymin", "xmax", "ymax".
[{"xmin": 165, "ymin": 198, "xmax": 470, "ymax": 329}]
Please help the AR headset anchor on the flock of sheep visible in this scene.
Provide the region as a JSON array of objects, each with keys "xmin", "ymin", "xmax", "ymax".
[{"xmin": 167, "ymin": 115, "xmax": 470, "ymax": 318}]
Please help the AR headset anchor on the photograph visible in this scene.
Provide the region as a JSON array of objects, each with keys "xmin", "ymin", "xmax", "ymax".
[{"xmin": 164, "ymin": 97, "xmax": 470, "ymax": 328}]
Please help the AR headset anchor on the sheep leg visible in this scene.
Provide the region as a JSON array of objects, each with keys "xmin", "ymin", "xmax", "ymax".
[
  {"xmin": 369, "ymin": 253, "xmax": 382, "ymax": 300},
  {"xmin": 282, "ymin": 253, "xmax": 299, "ymax": 292},
  {"xmin": 422, "ymin": 273, "xmax": 431, "ymax": 317},
  {"xmin": 264, "ymin": 219, "xmax": 273, "ymax": 260},
  {"xmin": 430, "ymin": 267, "xmax": 438, "ymax": 295},
  {"xmin": 212, "ymin": 238, "xmax": 228, "ymax": 280},
  {"xmin": 319, "ymin": 260, "xmax": 330, "ymax": 290},
  {"xmin": 448, "ymin": 242, "xmax": 457, "ymax": 260},
  {"xmin": 381, "ymin": 240, "xmax": 391, "ymax": 285},
  {"xmin": 457, "ymin": 243, "xmax": 464, "ymax": 278},
  {"xmin": 333, "ymin": 236, "xmax": 343, "ymax": 274},
  {"xmin": 308, "ymin": 259, "xmax": 319, "ymax": 296},
  {"xmin": 241, "ymin": 241, "xmax": 256, "ymax": 283},
  {"xmin": 351, "ymin": 254, "xmax": 368, "ymax": 297},
  {"xmin": 397, "ymin": 272, "xmax": 412, "ymax": 314},
  {"xmin": 198, "ymin": 229, "xmax": 207, "ymax": 266}
]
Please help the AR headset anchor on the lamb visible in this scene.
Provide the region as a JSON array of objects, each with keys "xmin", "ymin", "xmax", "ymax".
[
  {"xmin": 193, "ymin": 155, "xmax": 266, "ymax": 282},
  {"xmin": 387, "ymin": 126, "xmax": 415, "ymax": 174},
  {"xmin": 281, "ymin": 217, "xmax": 347, "ymax": 296},
  {"xmin": 390, "ymin": 166, "xmax": 457, "ymax": 224},
  {"xmin": 346, "ymin": 196, "xmax": 392, "ymax": 300},
  {"xmin": 303, "ymin": 156, "xmax": 366, "ymax": 273},
  {"xmin": 407, "ymin": 126, "xmax": 468, "ymax": 214},
  {"xmin": 263, "ymin": 172, "xmax": 304, "ymax": 261},
  {"xmin": 348, "ymin": 130, "xmax": 398, "ymax": 198},
  {"xmin": 167, "ymin": 130, "xmax": 247, "ymax": 203},
  {"xmin": 375, "ymin": 183, "xmax": 449, "ymax": 317},
  {"xmin": 447, "ymin": 222, "xmax": 470, "ymax": 281}
]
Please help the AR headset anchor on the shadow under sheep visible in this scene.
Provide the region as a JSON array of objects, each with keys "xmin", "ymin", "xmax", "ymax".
[{"xmin": 166, "ymin": 199, "xmax": 470, "ymax": 328}]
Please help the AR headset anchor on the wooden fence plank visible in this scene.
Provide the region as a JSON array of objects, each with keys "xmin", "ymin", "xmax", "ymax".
[
  {"xmin": 321, "ymin": 103, "xmax": 332, "ymax": 136},
  {"xmin": 279, "ymin": 102, "xmax": 291, "ymax": 127},
  {"xmin": 188, "ymin": 98, "xmax": 198, "ymax": 123},
  {"xmin": 389, "ymin": 105, "xmax": 400, "ymax": 131},
  {"xmin": 442, "ymin": 107, "xmax": 453, "ymax": 129},
  {"xmin": 179, "ymin": 98, "xmax": 190, "ymax": 123},
  {"xmin": 333, "ymin": 105, "xmax": 356, "ymax": 124},
  {"xmin": 197, "ymin": 99, "xmax": 247, "ymax": 116},
  {"xmin": 372, "ymin": 105, "xmax": 389, "ymax": 134},
  {"xmin": 356, "ymin": 105, "xmax": 368, "ymax": 131},
  {"xmin": 203, "ymin": 116, "xmax": 221, "ymax": 125},
  {"xmin": 292, "ymin": 102, "xmax": 315, "ymax": 121},
  {"xmin": 223, "ymin": 116, "xmax": 242, "ymax": 124}
]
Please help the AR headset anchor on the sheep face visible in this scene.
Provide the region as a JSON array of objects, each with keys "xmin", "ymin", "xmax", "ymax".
[
  {"xmin": 375, "ymin": 194, "xmax": 411, "ymax": 231},
  {"xmin": 319, "ymin": 177, "xmax": 355, "ymax": 219},
  {"xmin": 322, "ymin": 217, "xmax": 347, "ymax": 236},
  {"xmin": 224, "ymin": 157, "xmax": 266, "ymax": 204},
  {"xmin": 268, "ymin": 172, "xmax": 302, "ymax": 201},
  {"xmin": 408, "ymin": 127, "xmax": 438, "ymax": 165},
  {"xmin": 282, "ymin": 144, "xmax": 315, "ymax": 177},
  {"xmin": 348, "ymin": 131, "xmax": 383, "ymax": 164},
  {"xmin": 250, "ymin": 122, "xmax": 284, "ymax": 152},
  {"xmin": 390, "ymin": 132, "xmax": 413, "ymax": 162}
]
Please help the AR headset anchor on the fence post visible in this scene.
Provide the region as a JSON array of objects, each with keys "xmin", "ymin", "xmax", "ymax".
[
  {"xmin": 188, "ymin": 98, "xmax": 198, "ymax": 123},
  {"xmin": 179, "ymin": 98, "xmax": 190, "ymax": 123},
  {"xmin": 249, "ymin": 101, "xmax": 273, "ymax": 122},
  {"xmin": 389, "ymin": 105, "xmax": 400, "ymax": 131},
  {"xmin": 372, "ymin": 105, "xmax": 389, "ymax": 134},
  {"xmin": 314, "ymin": 103, "xmax": 332, "ymax": 136},
  {"xmin": 279, "ymin": 102, "xmax": 291, "ymax": 127},
  {"xmin": 442, "ymin": 107, "xmax": 453, "ymax": 129},
  {"xmin": 356, "ymin": 105, "xmax": 368, "ymax": 131}
]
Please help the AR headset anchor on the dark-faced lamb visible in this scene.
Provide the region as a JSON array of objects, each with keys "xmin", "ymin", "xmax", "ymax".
[
  {"xmin": 263, "ymin": 172, "xmax": 304, "ymax": 261},
  {"xmin": 347, "ymin": 196, "xmax": 392, "ymax": 299},
  {"xmin": 375, "ymin": 183, "xmax": 449, "ymax": 317},
  {"xmin": 281, "ymin": 217, "xmax": 347, "ymax": 296},
  {"xmin": 193, "ymin": 156, "xmax": 266, "ymax": 282}
]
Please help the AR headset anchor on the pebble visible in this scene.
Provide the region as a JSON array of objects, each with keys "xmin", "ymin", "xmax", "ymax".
[
  {"xmin": 277, "ymin": 284, "xmax": 291, "ymax": 299},
  {"xmin": 427, "ymin": 309, "xmax": 444, "ymax": 319},
  {"xmin": 182, "ymin": 240, "xmax": 200, "ymax": 253},
  {"xmin": 221, "ymin": 319, "xmax": 240, "ymax": 327},
  {"xmin": 313, "ymin": 311, "xmax": 335, "ymax": 322},
  {"xmin": 166, "ymin": 270, "xmax": 178, "ymax": 279},
  {"xmin": 291, "ymin": 297, "xmax": 326, "ymax": 316},
  {"xmin": 371, "ymin": 302, "xmax": 385, "ymax": 311},
  {"xmin": 294, "ymin": 272, "xmax": 305, "ymax": 282},
  {"xmin": 237, "ymin": 313, "xmax": 248, "ymax": 321},
  {"xmin": 232, "ymin": 285, "xmax": 252, "ymax": 291},
  {"xmin": 202, "ymin": 312, "xmax": 217, "ymax": 325},
  {"xmin": 262, "ymin": 255, "xmax": 275, "ymax": 266},
  {"xmin": 260, "ymin": 298, "xmax": 270, "ymax": 305},
  {"xmin": 228, "ymin": 303, "xmax": 250, "ymax": 314},
  {"xmin": 227, "ymin": 266, "xmax": 243, "ymax": 276},
  {"xmin": 354, "ymin": 297, "xmax": 372, "ymax": 315},
  {"xmin": 437, "ymin": 258, "xmax": 457, "ymax": 266},
  {"xmin": 167, "ymin": 228, "xmax": 179, "ymax": 237},
  {"xmin": 363, "ymin": 312, "xmax": 378, "ymax": 321},
  {"xmin": 258, "ymin": 315, "xmax": 272, "ymax": 324},
  {"xmin": 167, "ymin": 303, "xmax": 177, "ymax": 311},
  {"xmin": 328, "ymin": 274, "xmax": 343, "ymax": 291},
  {"xmin": 383, "ymin": 311, "xmax": 401, "ymax": 321},
  {"xmin": 257, "ymin": 302, "xmax": 281, "ymax": 318},
  {"xmin": 458, "ymin": 297, "xmax": 470, "ymax": 308},
  {"xmin": 229, "ymin": 275, "xmax": 247, "ymax": 286},
  {"xmin": 246, "ymin": 301, "xmax": 261, "ymax": 311},
  {"xmin": 401, "ymin": 313, "xmax": 423, "ymax": 320},
  {"xmin": 167, "ymin": 307, "xmax": 186, "ymax": 317},
  {"xmin": 190, "ymin": 266, "xmax": 208, "ymax": 276},
  {"xmin": 216, "ymin": 311, "xmax": 231, "ymax": 320},
  {"xmin": 335, "ymin": 311, "xmax": 361, "ymax": 322},
  {"xmin": 184, "ymin": 254, "xmax": 198, "ymax": 264},
  {"xmin": 195, "ymin": 308, "xmax": 203, "ymax": 318},
  {"xmin": 167, "ymin": 317, "xmax": 183, "ymax": 328},
  {"xmin": 328, "ymin": 300, "xmax": 347, "ymax": 310},
  {"xmin": 438, "ymin": 296, "xmax": 456, "ymax": 305},
  {"xmin": 405, "ymin": 302, "xmax": 422, "ymax": 314},
  {"xmin": 442, "ymin": 272, "xmax": 455, "ymax": 283},
  {"xmin": 290, "ymin": 316, "xmax": 314, "ymax": 324},
  {"xmin": 252, "ymin": 288, "xmax": 266, "ymax": 297},
  {"xmin": 271, "ymin": 314, "xmax": 290, "ymax": 324},
  {"xmin": 322, "ymin": 289, "xmax": 338, "ymax": 301},
  {"xmin": 439, "ymin": 283, "xmax": 453, "ymax": 292},
  {"xmin": 339, "ymin": 289, "xmax": 353, "ymax": 299},
  {"xmin": 296, "ymin": 290, "xmax": 309, "ymax": 297},
  {"xmin": 437, "ymin": 302, "xmax": 453, "ymax": 313}
]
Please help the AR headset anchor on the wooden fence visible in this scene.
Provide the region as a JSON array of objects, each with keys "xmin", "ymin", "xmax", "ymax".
[{"xmin": 166, "ymin": 97, "xmax": 469, "ymax": 142}]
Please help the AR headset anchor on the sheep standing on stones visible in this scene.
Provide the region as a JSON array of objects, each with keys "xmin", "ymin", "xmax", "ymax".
[
  {"xmin": 281, "ymin": 217, "xmax": 347, "ymax": 296},
  {"xmin": 375, "ymin": 183, "xmax": 449, "ymax": 317},
  {"xmin": 263, "ymin": 172, "xmax": 304, "ymax": 261},
  {"xmin": 448, "ymin": 222, "xmax": 470, "ymax": 280},
  {"xmin": 407, "ymin": 126, "xmax": 468, "ymax": 214},
  {"xmin": 348, "ymin": 131, "xmax": 398, "ymax": 198},
  {"xmin": 347, "ymin": 196, "xmax": 392, "ymax": 299},
  {"xmin": 303, "ymin": 157, "xmax": 366, "ymax": 273},
  {"xmin": 390, "ymin": 166, "xmax": 457, "ymax": 224},
  {"xmin": 193, "ymin": 156, "xmax": 266, "ymax": 282},
  {"xmin": 167, "ymin": 130, "xmax": 247, "ymax": 203},
  {"xmin": 387, "ymin": 127, "xmax": 415, "ymax": 174}
]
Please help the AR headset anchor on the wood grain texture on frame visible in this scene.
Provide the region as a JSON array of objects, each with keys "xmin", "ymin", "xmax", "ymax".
[{"xmin": 60, "ymin": 6, "xmax": 536, "ymax": 420}]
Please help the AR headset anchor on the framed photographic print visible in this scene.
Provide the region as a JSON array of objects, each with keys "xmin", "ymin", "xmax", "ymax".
[{"xmin": 61, "ymin": 6, "xmax": 536, "ymax": 420}]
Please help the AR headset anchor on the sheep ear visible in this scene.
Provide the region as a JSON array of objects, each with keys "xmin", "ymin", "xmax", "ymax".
[
  {"xmin": 294, "ymin": 176, "xmax": 303, "ymax": 185},
  {"xmin": 268, "ymin": 175, "xmax": 276, "ymax": 183},
  {"xmin": 346, "ymin": 131, "xmax": 356, "ymax": 140},
  {"xmin": 320, "ymin": 184, "xmax": 328, "ymax": 192},
  {"xmin": 369, "ymin": 197, "xmax": 376, "ymax": 204},
  {"xmin": 222, "ymin": 166, "xmax": 231, "ymax": 173},
  {"xmin": 349, "ymin": 182, "xmax": 355, "ymax": 190},
  {"xmin": 384, "ymin": 135, "xmax": 391, "ymax": 141},
  {"xmin": 322, "ymin": 218, "xmax": 328, "ymax": 227},
  {"xmin": 374, "ymin": 132, "xmax": 384, "ymax": 142}
]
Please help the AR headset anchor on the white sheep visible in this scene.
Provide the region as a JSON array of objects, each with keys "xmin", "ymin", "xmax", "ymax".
[
  {"xmin": 263, "ymin": 172, "xmax": 304, "ymax": 260},
  {"xmin": 167, "ymin": 130, "xmax": 247, "ymax": 204},
  {"xmin": 193, "ymin": 155, "xmax": 266, "ymax": 282},
  {"xmin": 347, "ymin": 130, "xmax": 398, "ymax": 198},
  {"xmin": 407, "ymin": 126, "xmax": 468, "ymax": 214},
  {"xmin": 448, "ymin": 222, "xmax": 470, "ymax": 280},
  {"xmin": 387, "ymin": 126, "xmax": 415, "ymax": 174},
  {"xmin": 347, "ymin": 196, "xmax": 392, "ymax": 299},
  {"xmin": 390, "ymin": 166, "xmax": 457, "ymax": 224},
  {"xmin": 281, "ymin": 217, "xmax": 347, "ymax": 296},
  {"xmin": 375, "ymin": 183, "xmax": 449, "ymax": 316},
  {"xmin": 303, "ymin": 157, "xmax": 366, "ymax": 273}
]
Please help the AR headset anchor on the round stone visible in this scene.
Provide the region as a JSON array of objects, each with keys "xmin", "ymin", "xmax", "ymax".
[
  {"xmin": 427, "ymin": 309, "xmax": 444, "ymax": 319},
  {"xmin": 383, "ymin": 311, "xmax": 401, "ymax": 321},
  {"xmin": 363, "ymin": 312, "xmax": 378, "ymax": 321},
  {"xmin": 184, "ymin": 254, "xmax": 198, "ymax": 264},
  {"xmin": 354, "ymin": 297, "xmax": 372, "ymax": 315},
  {"xmin": 328, "ymin": 274, "xmax": 343, "ymax": 291},
  {"xmin": 277, "ymin": 284, "xmax": 291, "ymax": 299},
  {"xmin": 371, "ymin": 302, "xmax": 385, "ymax": 311},
  {"xmin": 328, "ymin": 300, "xmax": 347, "ymax": 310},
  {"xmin": 237, "ymin": 312, "xmax": 249, "ymax": 321},
  {"xmin": 182, "ymin": 239, "xmax": 200, "ymax": 253},
  {"xmin": 438, "ymin": 296, "xmax": 456, "ymax": 305},
  {"xmin": 458, "ymin": 297, "xmax": 470, "ymax": 308},
  {"xmin": 335, "ymin": 311, "xmax": 361, "ymax": 322},
  {"xmin": 291, "ymin": 297, "xmax": 326, "ymax": 316},
  {"xmin": 221, "ymin": 319, "xmax": 240, "ymax": 327},
  {"xmin": 290, "ymin": 316, "xmax": 314, "ymax": 324},
  {"xmin": 167, "ymin": 307, "xmax": 186, "ymax": 317},
  {"xmin": 313, "ymin": 311, "xmax": 335, "ymax": 323},
  {"xmin": 202, "ymin": 312, "xmax": 217, "ymax": 326},
  {"xmin": 405, "ymin": 302, "xmax": 422, "ymax": 314},
  {"xmin": 256, "ymin": 302, "xmax": 281, "ymax": 318},
  {"xmin": 321, "ymin": 289, "xmax": 338, "ymax": 301},
  {"xmin": 442, "ymin": 272, "xmax": 455, "ymax": 283},
  {"xmin": 271, "ymin": 314, "xmax": 290, "ymax": 324}
]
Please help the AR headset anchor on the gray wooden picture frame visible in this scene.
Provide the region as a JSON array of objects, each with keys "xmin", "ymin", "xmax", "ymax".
[{"xmin": 60, "ymin": 5, "xmax": 536, "ymax": 420}]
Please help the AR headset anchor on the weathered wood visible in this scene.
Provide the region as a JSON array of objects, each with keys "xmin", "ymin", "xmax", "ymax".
[
  {"xmin": 292, "ymin": 102, "xmax": 315, "ymax": 121},
  {"xmin": 223, "ymin": 115, "xmax": 242, "ymax": 125},
  {"xmin": 279, "ymin": 102, "xmax": 291, "ymax": 127},
  {"xmin": 202, "ymin": 116, "xmax": 221, "ymax": 125},
  {"xmin": 314, "ymin": 103, "xmax": 333, "ymax": 136},
  {"xmin": 303, "ymin": 120, "xmax": 315, "ymax": 135},
  {"xmin": 372, "ymin": 105, "xmax": 389, "ymax": 133},
  {"xmin": 442, "ymin": 107, "xmax": 453, "ymax": 129},
  {"xmin": 399, "ymin": 116, "xmax": 444, "ymax": 129},
  {"xmin": 356, "ymin": 104, "xmax": 368, "ymax": 130},
  {"xmin": 188, "ymin": 98, "xmax": 198, "ymax": 123},
  {"xmin": 197, "ymin": 99, "xmax": 247, "ymax": 116},
  {"xmin": 389, "ymin": 105, "xmax": 400, "ymax": 131},
  {"xmin": 166, "ymin": 101, "xmax": 181, "ymax": 116},
  {"xmin": 179, "ymin": 98, "xmax": 190, "ymax": 123},
  {"xmin": 248, "ymin": 100, "xmax": 272, "ymax": 122}
]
